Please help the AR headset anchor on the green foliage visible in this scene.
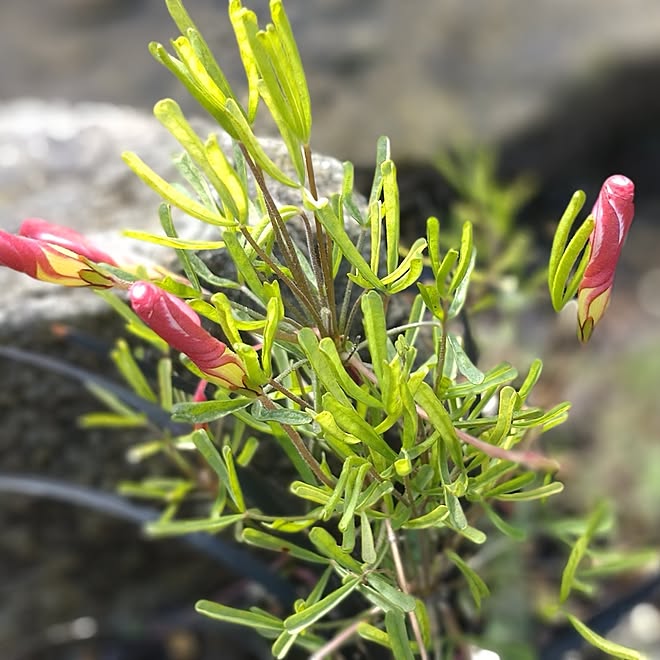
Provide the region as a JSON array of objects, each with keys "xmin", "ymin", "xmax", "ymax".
[{"xmin": 69, "ymin": 0, "xmax": 652, "ymax": 657}]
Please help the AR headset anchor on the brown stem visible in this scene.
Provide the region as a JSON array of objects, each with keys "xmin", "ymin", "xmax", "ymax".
[
  {"xmin": 304, "ymin": 143, "xmax": 337, "ymax": 337},
  {"xmin": 240, "ymin": 144, "xmax": 326, "ymax": 333},
  {"xmin": 309, "ymin": 607, "xmax": 380, "ymax": 660},
  {"xmin": 259, "ymin": 395, "xmax": 333, "ymax": 488},
  {"xmin": 385, "ymin": 518, "xmax": 429, "ymax": 660},
  {"xmin": 238, "ymin": 225, "xmax": 324, "ymax": 329},
  {"xmin": 266, "ymin": 377, "xmax": 310, "ymax": 410}
]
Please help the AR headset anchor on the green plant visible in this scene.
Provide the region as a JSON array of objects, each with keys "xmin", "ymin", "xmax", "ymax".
[{"xmin": 0, "ymin": 1, "xmax": 652, "ymax": 658}]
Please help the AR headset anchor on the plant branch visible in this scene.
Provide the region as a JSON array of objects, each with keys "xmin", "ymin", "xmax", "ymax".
[
  {"xmin": 240, "ymin": 144, "xmax": 327, "ymax": 333},
  {"xmin": 258, "ymin": 395, "xmax": 333, "ymax": 488},
  {"xmin": 304, "ymin": 144, "xmax": 337, "ymax": 337},
  {"xmin": 385, "ymin": 518, "xmax": 429, "ymax": 660},
  {"xmin": 266, "ymin": 377, "xmax": 310, "ymax": 410},
  {"xmin": 238, "ymin": 224, "xmax": 324, "ymax": 329},
  {"xmin": 309, "ymin": 607, "xmax": 380, "ymax": 660}
]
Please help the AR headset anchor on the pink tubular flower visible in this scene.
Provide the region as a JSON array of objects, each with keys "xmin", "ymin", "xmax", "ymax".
[
  {"xmin": 129, "ymin": 281, "xmax": 248, "ymax": 391},
  {"xmin": 0, "ymin": 220, "xmax": 115, "ymax": 287},
  {"xmin": 19, "ymin": 218, "xmax": 118, "ymax": 266},
  {"xmin": 577, "ymin": 175, "xmax": 635, "ymax": 342}
]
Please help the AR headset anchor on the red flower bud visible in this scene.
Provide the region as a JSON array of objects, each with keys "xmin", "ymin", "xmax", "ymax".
[
  {"xmin": 577, "ymin": 175, "xmax": 635, "ymax": 342},
  {"xmin": 0, "ymin": 227, "xmax": 114, "ymax": 288},
  {"xmin": 129, "ymin": 281, "xmax": 248, "ymax": 391},
  {"xmin": 19, "ymin": 218, "xmax": 118, "ymax": 266}
]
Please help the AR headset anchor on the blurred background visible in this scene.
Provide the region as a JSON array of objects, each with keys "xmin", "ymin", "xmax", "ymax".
[{"xmin": 1, "ymin": 1, "xmax": 660, "ymax": 658}]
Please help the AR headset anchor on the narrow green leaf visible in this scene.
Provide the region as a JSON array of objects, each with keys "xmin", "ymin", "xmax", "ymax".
[
  {"xmin": 385, "ymin": 611, "xmax": 415, "ymax": 660},
  {"xmin": 381, "ymin": 160, "xmax": 400, "ymax": 274},
  {"xmin": 241, "ymin": 528, "xmax": 328, "ymax": 564},
  {"xmin": 496, "ymin": 481, "xmax": 564, "ymax": 502},
  {"xmin": 222, "ymin": 230, "xmax": 266, "ymax": 301},
  {"xmin": 229, "ymin": 0, "xmax": 260, "ymax": 122},
  {"xmin": 445, "ymin": 549, "xmax": 490, "ymax": 610},
  {"xmin": 414, "ymin": 599, "xmax": 431, "ymax": 649},
  {"xmin": 341, "ymin": 514, "xmax": 356, "ymax": 552},
  {"xmin": 356, "ymin": 480, "xmax": 394, "ymax": 512},
  {"xmin": 172, "ymin": 397, "xmax": 252, "ymax": 423},
  {"xmin": 551, "ymin": 215, "xmax": 595, "ymax": 310},
  {"xmin": 283, "ymin": 577, "xmax": 361, "ymax": 634},
  {"xmin": 446, "ymin": 333, "xmax": 484, "ymax": 384},
  {"xmin": 208, "ymin": 292, "xmax": 242, "ymax": 346},
  {"xmin": 308, "ymin": 527, "xmax": 362, "ymax": 572},
  {"xmin": 146, "ymin": 514, "xmax": 244, "ymax": 537},
  {"xmin": 222, "ymin": 445, "xmax": 245, "ymax": 512},
  {"xmin": 338, "ymin": 461, "xmax": 370, "ymax": 532},
  {"xmin": 298, "ymin": 328, "xmax": 351, "ymax": 406},
  {"xmin": 454, "ymin": 525, "xmax": 487, "ymax": 545},
  {"xmin": 122, "ymin": 152, "xmax": 232, "ymax": 226},
  {"xmin": 270, "ymin": 0, "xmax": 311, "ymax": 142},
  {"xmin": 368, "ymin": 136, "xmax": 391, "ymax": 207},
  {"xmin": 561, "ymin": 502, "xmax": 607, "ymax": 602},
  {"xmin": 314, "ymin": 408, "xmax": 360, "ymax": 445},
  {"xmin": 164, "ymin": 0, "xmax": 234, "ymax": 99},
  {"xmin": 261, "ymin": 291, "xmax": 284, "ymax": 378},
  {"xmin": 122, "ymin": 229, "xmax": 225, "ymax": 251},
  {"xmin": 157, "ymin": 203, "xmax": 202, "ymax": 292},
  {"xmin": 318, "ymin": 338, "xmax": 381, "ymax": 407},
  {"xmin": 271, "ymin": 629, "xmax": 298, "ymax": 659},
  {"xmin": 236, "ymin": 435, "xmax": 259, "ymax": 466},
  {"xmin": 517, "ymin": 358, "xmax": 543, "ymax": 403},
  {"xmin": 290, "ymin": 481, "xmax": 332, "ymax": 505},
  {"xmin": 486, "ymin": 386, "xmax": 518, "ymax": 447},
  {"xmin": 481, "ymin": 500, "xmax": 527, "ymax": 541},
  {"xmin": 445, "ymin": 362, "xmax": 517, "ymax": 398},
  {"xmin": 205, "ymin": 133, "xmax": 248, "ymax": 224},
  {"xmin": 379, "ymin": 238, "xmax": 426, "ymax": 288},
  {"xmin": 357, "ymin": 623, "xmax": 394, "ymax": 649},
  {"xmin": 417, "ymin": 282, "xmax": 443, "ymax": 319},
  {"xmin": 361, "ymin": 291, "xmax": 388, "ymax": 382},
  {"xmin": 447, "ymin": 247, "xmax": 475, "ymax": 319},
  {"xmin": 196, "ymin": 600, "xmax": 283, "ymax": 633},
  {"xmin": 223, "ymin": 97, "xmax": 298, "ymax": 187},
  {"xmin": 449, "ymin": 221, "xmax": 474, "ymax": 293},
  {"xmin": 414, "ymin": 381, "xmax": 458, "ymax": 446},
  {"xmin": 360, "ymin": 512, "xmax": 377, "ymax": 565},
  {"xmin": 402, "ymin": 504, "xmax": 449, "ymax": 530},
  {"xmin": 367, "ymin": 574, "xmax": 416, "ymax": 612},
  {"xmin": 305, "ymin": 565, "xmax": 334, "ymax": 609},
  {"xmin": 79, "ymin": 412, "xmax": 147, "ymax": 428},
  {"xmin": 322, "ymin": 394, "xmax": 397, "ymax": 461},
  {"xmin": 320, "ymin": 456, "xmax": 361, "ymax": 520},
  {"xmin": 342, "ymin": 161, "xmax": 365, "ymax": 225},
  {"xmin": 435, "ymin": 249, "xmax": 459, "ymax": 298},
  {"xmin": 111, "ymin": 339, "xmax": 157, "ymax": 402},
  {"xmin": 170, "ymin": 34, "xmax": 230, "ymax": 115},
  {"xmin": 369, "ymin": 199, "xmax": 383, "ymax": 274},
  {"xmin": 190, "ymin": 428, "xmax": 247, "ymax": 510},
  {"xmin": 303, "ymin": 188, "xmax": 381, "ymax": 286},
  {"xmin": 565, "ymin": 614, "xmax": 643, "ymax": 660},
  {"xmin": 251, "ymin": 399, "xmax": 311, "ymax": 426},
  {"xmin": 548, "ymin": 189, "xmax": 587, "ymax": 302}
]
